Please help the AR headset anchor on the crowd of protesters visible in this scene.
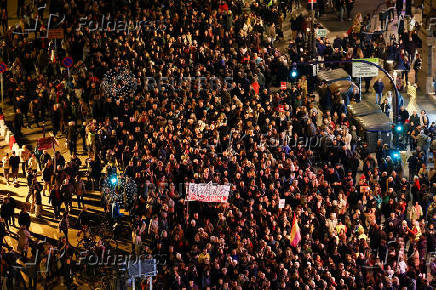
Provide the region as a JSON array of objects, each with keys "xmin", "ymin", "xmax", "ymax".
[{"xmin": 0, "ymin": 0, "xmax": 433, "ymax": 289}]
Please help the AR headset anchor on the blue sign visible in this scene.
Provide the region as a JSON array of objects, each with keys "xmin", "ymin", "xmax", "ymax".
[{"xmin": 62, "ymin": 57, "xmax": 73, "ymax": 68}]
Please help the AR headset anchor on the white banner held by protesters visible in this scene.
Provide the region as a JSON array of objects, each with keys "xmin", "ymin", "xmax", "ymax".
[{"xmin": 186, "ymin": 182, "xmax": 231, "ymax": 202}]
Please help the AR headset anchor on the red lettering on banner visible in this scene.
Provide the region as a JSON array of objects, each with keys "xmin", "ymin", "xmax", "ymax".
[{"xmin": 186, "ymin": 183, "xmax": 230, "ymax": 202}]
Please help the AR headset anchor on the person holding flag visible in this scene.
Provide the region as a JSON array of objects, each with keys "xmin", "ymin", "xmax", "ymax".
[{"xmin": 289, "ymin": 213, "xmax": 301, "ymax": 247}]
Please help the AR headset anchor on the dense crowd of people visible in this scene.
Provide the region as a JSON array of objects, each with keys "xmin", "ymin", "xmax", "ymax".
[{"xmin": 0, "ymin": 0, "xmax": 433, "ymax": 289}]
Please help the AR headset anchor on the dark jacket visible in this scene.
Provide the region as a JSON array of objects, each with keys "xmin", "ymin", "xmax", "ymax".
[
  {"xmin": 373, "ymin": 81, "xmax": 384, "ymax": 94},
  {"xmin": 0, "ymin": 200, "xmax": 13, "ymax": 219},
  {"xmin": 399, "ymin": 109, "xmax": 410, "ymax": 123},
  {"xmin": 0, "ymin": 221, "xmax": 6, "ymax": 238},
  {"xmin": 18, "ymin": 211, "xmax": 31, "ymax": 228},
  {"xmin": 49, "ymin": 189, "xmax": 62, "ymax": 205},
  {"xmin": 9, "ymin": 155, "xmax": 20, "ymax": 169}
]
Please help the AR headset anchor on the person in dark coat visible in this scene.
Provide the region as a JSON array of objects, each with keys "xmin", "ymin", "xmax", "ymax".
[
  {"xmin": 9, "ymin": 151, "xmax": 20, "ymax": 184},
  {"xmin": 380, "ymin": 99, "xmax": 391, "ymax": 117},
  {"xmin": 373, "ymin": 79, "xmax": 384, "ymax": 105},
  {"xmin": 79, "ymin": 121, "xmax": 88, "ymax": 154},
  {"xmin": 345, "ymin": 0, "xmax": 353, "ymax": 20},
  {"xmin": 67, "ymin": 121, "xmax": 78, "ymax": 156},
  {"xmin": 395, "ymin": 0, "xmax": 403, "ymax": 17},
  {"xmin": 61, "ymin": 179, "xmax": 75, "ymax": 213},
  {"xmin": 49, "ymin": 184, "xmax": 62, "ymax": 219},
  {"xmin": 399, "ymin": 106, "xmax": 410, "ymax": 124},
  {"xmin": 408, "ymin": 152, "xmax": 418, "ymax": 181},
  {"xmin": 18, "ymin": 207, "xmax": 31, "ymax": 230},
  {"xmin": 89, "ymin": 154, "xmax": 102, "ymax": 189},
  {"xmin": 405, "ymin": 36, "xmax": 417, "ymax": 64},
  {"xmin": 13, "ymin": 108, "xmax": 24, "ymax": 136},
  {"xmin": 413, "ymin": 53, "xmax": 422, "ymax": 84},
  {"xmin": 59, "ymin": 213, "xmax": 70, "ymax": 243},
  {"xmin": 0, "ymin": 218, "xmax": 6, "ymax": 247},
  {"xmin": 39, "ymin": 150, "xmax": 51, "ymax": 171},
  {"xmin": 33, "ymin": 181, "xmax": 43, "ymax": 217},
  {"xmin": 0, "ymin": 197, "xmax": 12, "ymax": 230},
  {"xmin": 32, "ymin": 98, "xmax": 41, "ymax": 128},
  {"xmin": 55, "ymin": 151, "xmax": 66, "ymax": 169},
  {"xmin": 6, "ymin": 194, "xmax": 15, "ymax": 227}
]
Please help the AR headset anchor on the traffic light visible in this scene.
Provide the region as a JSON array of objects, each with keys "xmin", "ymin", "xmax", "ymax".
[
  {"xmin": 393, "ymin": 123, "xmax": 405, "ymax": 150},
  {"xmin": 395, "ymin": 124, "xmax": 403, "ymax": 133},
  {"xmin": 110, "ymin": 174, "xmax": 118, "ymax": 185},
  {"xmin": 290, "ymin": 63, "xmax": 297, "ymax": 79}
]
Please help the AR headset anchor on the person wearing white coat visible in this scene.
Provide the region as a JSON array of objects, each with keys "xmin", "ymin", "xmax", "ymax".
[
  {"xmin": 28, "ymin": 154, "xmax": 38, "ymax": 175},
  {"xmin": 343, "ymin": 128, "xmax": 352, "ymax": 150},
  {"xmin": 420, "ymin": 110, "xmax": 429, "ymax": 128}
]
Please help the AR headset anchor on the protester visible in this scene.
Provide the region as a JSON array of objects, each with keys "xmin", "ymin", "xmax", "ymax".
[
  {"xmin": 49, "ymin": 184, "xmax": 62, "ymax": 219},
  {"xmin": 9, "ymin": 151, "xmax": 20, "ymax": 185},
  {"xmin": 75, "ymin": 177, "xmax": 85, "ymax": 209},
  {"xmin": 0, "ymin": 0, "xmax": 432, "ymax": 288},
  {"xmin": 0, "ymin": 218, "xmax": 7, "ymax": 248},
  {"xmin": 19, "ymin": 145, "xmax": 31, "ymax": 178},
  {"xmin": 414, "ymin": 53, "xmax": 422, "ymax": 85},
  {"xmin": 27, "ymin": 153, "xmax": 38, "ymax": 176},
  {"xmin": 17, "ymin": 224, "xmax": 30, "ymax": 258},
  {"xmin": 4, "ymin": 194, "xmax": 15, "ymax": 228},
  {"xmin": 380, "ymin": 98, "xmax": 390, "ymax": 117},
  {"xmin": 373, "ymin": 78, "xmax": 385, "ymax": 105},
  {"xmin": 18, "ymin": 207, "xmax": 31, "ymax": 230},
  {"xmin": 42, "ymin": 158, "xmax": 54, "ymax": 196},
  {"xmin": 58, "ymin": 213, "xmax": 69, "ymax": 243},
  {"xmin": 0, "ymin": 197, "xmax": 13, "ymax": 230},
  {"xmin": 34, "ymin": 179, "xmax": 43, "ymax": 218}
]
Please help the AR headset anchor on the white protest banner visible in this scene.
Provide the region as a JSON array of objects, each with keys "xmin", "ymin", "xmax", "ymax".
[
  {"xmin": 186, "ymin": 182, "xmax": 231, "ymax": 202},
  {"xmin": 278, "ymin": 199, "xmax": 286, "ymax": 209}
]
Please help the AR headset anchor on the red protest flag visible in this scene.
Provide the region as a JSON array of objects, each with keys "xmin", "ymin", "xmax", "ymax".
[
  {"xmin": 251, "ymin": 81, "xmax": 260, "ymax": 95},
  {"xmin": 37, "ymin": 137, "xmax": 55, "ymax": 151},
  {"xmin": 9, "ymin": 135, "xmax": 15, "ymax": 150}
]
